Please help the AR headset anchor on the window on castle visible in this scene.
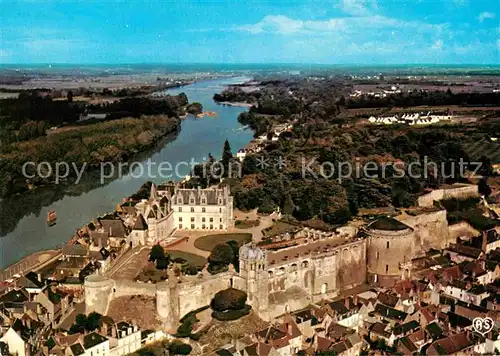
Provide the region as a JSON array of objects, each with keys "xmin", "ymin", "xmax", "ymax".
[
  {"xmin": 220, "ymin": 225, "xmax": 223, "ymax": 230},
  {"xmin": 220, "ymin": 218, "xmax": 222, "ymax": 222},
  {"xmin": 179, "ymin": 224, "xmax": 182, "ymax": 229},
  {"xmin": 210, "ymin": 224, "xmax": 213, "ymax": 229},
  {"xmin": 191, "ymin": 217, "xmax": 195, "ymax": 222},
  {"xmin": 191, "ymin": 224, "xmax": 195, "ymax": 229},
  {"xmin": 178, "ymin": 207, "xmax": 182, "ymax": 212},
  {"xmin": 209, "ymin": 217, "xmax": 213, "ymax": 222},
  {"xmin": 376, "ymin": 252, "xmax": 379, "ymax": 259},
  {"xmin": 179, "ymin": 217, "xmax": 182, "ymax": 222},
  {"xmin": 190, "ymin": 198, "xmax": 195, "ymax": 204},
  {"xmin": 191, "ymin": 207, "xmax": 194, "ymax": 212},
  {"xmin": 218, "ymin": 199, "xmax": 223, "ymax": 205},
  {"xmin": 387, "ymin": 241, "xmax": 390, "ymax": 249},
  {"xmin": 202, "ymin": 217, "xmax": 206, "ymax": 222},
  {"xmin": 386, "ymin": 264, "xmax": 389, "ymax": 273},
  {"xmin": 201, "ymin": 199, "xmax": 206, "ymax": 204},
  {"xmin": 202, "ymin": 207, "xmax": 206, "ymax": 213},
  {"xmin": 219, "ymin": 208, "xmax": 222, "ymax": 213},
  {"xmin": 202, "ymin": 224, "xmax": 206, "ymax": 229}
]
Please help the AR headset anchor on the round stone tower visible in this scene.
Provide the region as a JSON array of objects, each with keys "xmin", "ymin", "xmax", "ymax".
[
  {"xmin": 366, "ymin": 217, "xmax": 414, "ymax": 287},
  {"xmin": 84, "ymin": 275, "xmax": 114, "ymax": 315}
]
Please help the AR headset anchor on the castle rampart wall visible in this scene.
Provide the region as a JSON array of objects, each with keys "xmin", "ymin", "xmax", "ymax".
[{"xmin": 399, "ymin": 209, "xmax": 449, "ymax": 253}]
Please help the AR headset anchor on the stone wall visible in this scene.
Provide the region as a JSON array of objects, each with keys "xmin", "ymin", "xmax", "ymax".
[
  {"xmin": 417, "ymin": 184, "xmax": 479, "ymax": 207},
  {"xmin": 399, "ymin": 209, "xmax": 449, "ymax": 254},
  {"xmin": 448, "ymin": 221, "xmax": 480, "ymax": 242}
]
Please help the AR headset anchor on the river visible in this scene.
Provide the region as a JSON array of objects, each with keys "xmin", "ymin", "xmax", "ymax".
[{"xmin": 0, "ymin": 76, "xmax": 254, "ymax": 269}]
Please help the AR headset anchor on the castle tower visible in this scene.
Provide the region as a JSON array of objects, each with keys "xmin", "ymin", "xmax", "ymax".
[
  {"xmin": 156, "ymin": 279, "xmax": 180, "ymax": 332},
  {"xmin": 84, "ymin": 275, "xmax": 114, "ymax": 315},
  {"xmin": 239, "ymin": 243, "xmax": 269, "ymax": 320},
  {"xmin": 130, "ymin": 214, "xmax": 148, "ymax": 246},
  {"xmin": 365, "ymin": 217, "xmax": 414, "ymax": 288}
]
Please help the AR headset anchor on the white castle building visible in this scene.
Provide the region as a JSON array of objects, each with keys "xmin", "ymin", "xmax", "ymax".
[{"xmin": 129, "ymin": 183, "xmax": 233, "ymax": 246}]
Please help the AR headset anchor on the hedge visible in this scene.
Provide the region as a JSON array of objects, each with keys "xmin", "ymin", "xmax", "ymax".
[{"xmin": 212, "ymin": 305, "xmax": 251, "ymax": 321}]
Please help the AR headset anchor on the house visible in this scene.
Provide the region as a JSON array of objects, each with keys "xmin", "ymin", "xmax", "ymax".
[
  {"xmin": 35, "ymin": 286, "xmax": 72, "ymax": 326},
  {"xmin": 15, "ymin": 273, "xmax": 44, "ymax": 295},
  {"xmin": 82, "ymin": 332, "xmax": 109, "ymax": 356},
  {"xmin": 372, "ymin": 303, "xmax": 408, "ymax": 326},
  {"xmin": 107, "ymin": 321, "xmax": 141, "ymax": 356},
  {"xmin": 0, "ymin": 289, "xmax": 29, "ymax": 316},
  {"xmin": 253, "ymin": 320, "xmax": 302, "ymax": 356},
  {"xmin": 320, "ymin": 296, "xmax": 368, "ymax": 331},
  {"xmin": 426, "ymin": 331, "xmax": 477, "ymax": 355},
  {"xmin": 0, "ymin": 319, "xmax": 37, "ymax": 356},
  {"xmin": 98, "ymin": 218, "xmax": 127, "ymax": 248}
]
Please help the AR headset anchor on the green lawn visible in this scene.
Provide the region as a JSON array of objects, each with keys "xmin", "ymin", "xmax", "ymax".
[
  {"xmin": 234, "ymin": 219, "xmax": 260, "ymax": 229},
  {"xmin": 262, "ymin": 220, "xmax": 299, "ymax": 238},
  {"xmin": 168, "ymin": 250, "xmax": 207, "ymax": 267},
  {"xmin": 194, "ymin": 233, "xmax": 252, "ymax": 252}
]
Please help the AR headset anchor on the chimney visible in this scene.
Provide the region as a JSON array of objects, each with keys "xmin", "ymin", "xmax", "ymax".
[
  {"xmin": 482, "ymin": 230, "xmax": 488, "ymax": 253},
  {"xmin": 344, "ymin": 298, "xmax": 350, "ymax": 310},
  {"xmin": 354, "ymin": 294, "xmax": 359, "ymax": 306},
  {"xmin": 287, "ymin": 323, "xmax": 292, "ymax": 336},
  {"xmin": 128, "ymin": 327, "xmax": 132, "ymax": 335},
  {"xmin": 111, "ymin": 326, "xmax": 117, "ymax": 338}
]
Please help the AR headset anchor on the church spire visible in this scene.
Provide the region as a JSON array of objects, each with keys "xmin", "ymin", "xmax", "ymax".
[{"xmin": 150, "ymin": 183, "xmax": 158, "ymax": 201}]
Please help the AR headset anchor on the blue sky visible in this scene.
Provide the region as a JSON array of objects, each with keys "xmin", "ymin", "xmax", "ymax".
[{"xmin": 1, "ymin": 0, "xmax": 499, "ymax": 64}]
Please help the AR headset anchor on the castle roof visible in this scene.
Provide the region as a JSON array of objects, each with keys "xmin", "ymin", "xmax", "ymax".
[
  {"xmin": 240, "ymin": 243, "xmax": 266, "ymax": 260},
  {"xmin": 173, "ymin": 187, "xmax": 228, "ymax": 205},
  {"xmin": 133, "ymin": 214, "xmax": 148, "ymax": 231},
  {"xmin": 369, "ymin": 217, "xmax": 412, "ymax": 231}
]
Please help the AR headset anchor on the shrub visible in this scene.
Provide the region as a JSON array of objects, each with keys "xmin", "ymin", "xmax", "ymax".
[
  {"xmin": 167, "ymin": 340, "xmax": 192, "ymax": 355},
  {"xmin": 210, "ymin": 288, "xmax": 247, "ymax": 312}
]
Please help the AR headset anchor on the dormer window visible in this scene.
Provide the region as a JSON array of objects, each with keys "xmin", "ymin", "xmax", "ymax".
[
  {"xmin": 177, "ymin": 197, "xmax": 183, "ymax": 204},
  {"xmin": 201, "ymin": 198, "xmax": 206, "ymax": 205},
  {"xmin": 218, "ymin": 198, "xmax": 223, "ymax": 205}
]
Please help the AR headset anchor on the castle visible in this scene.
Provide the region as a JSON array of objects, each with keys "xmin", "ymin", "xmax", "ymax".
[
  {"xmin": 85, "ymin": 183, "xmax": 479, "ymax": 331},
  {"xmin": 129, "ymin": 183, "xmax": 233, "ymax": 246}
]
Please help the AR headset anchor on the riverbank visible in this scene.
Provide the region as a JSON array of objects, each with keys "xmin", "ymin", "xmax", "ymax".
[
  {"xmin": 215, "ymin": 101, "xmax": 254, "ymax": 108},
  {"xmin": 0, "ymin": 115, "xmax": 180, "ymax": 198},
  {"xmin": 0, "ymin": 76, "xmax": 254, "ymax": 269}
]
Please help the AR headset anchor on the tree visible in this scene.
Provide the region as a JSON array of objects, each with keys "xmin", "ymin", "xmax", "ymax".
[
  {"xmin": 149, "ymin": 244, "xmax": 165, "ymax": 262},
  {"xmin": 478, "ymin": 177, "xmax": 492, "ymax": 197},
  {"xmin": 208, "ymin": 243, "xmax": 234, "ymax": 266},
  {"xmin": 226, "ymin": 240, "xmax": 240, "ymax": 272},
  {"xmin": 167, "ymin": 340, "xmax": 192, "ymax": 355},
  {"xmin": 86, "ymin": 312, "xmax": 102, "ymax": 331},
  {"xmin": 67, "ymin": 90, "xmax": 73, "ymax": 102},
  {"xmin": 221, "ymin": 139, "xmax": 233, "ymax": 177},
  {"xmin": 156, "ymin": 255, "xmax": 170, "ymax": 270},
  {"xmin": 210, "ymin": 288, "xmax": 247, "ymax": 312},
  {"xmin": 68, "ymin": 312, "xmax": 102, "ymax": 334},
  {"xmin": 282, "ymin": 193, "xmax": 295, "ymax": 215}
]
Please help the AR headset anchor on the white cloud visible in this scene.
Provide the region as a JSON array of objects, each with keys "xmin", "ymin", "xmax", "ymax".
[
  {"xmin": 432, "ymin": 40, "xmax": 444, "ymax": 50},
  {"xmin": 235, "ymin": 14, "xmax": 445, "ymax": 36},
  {"xmin": 336, "ymin": 0, "xmax": 378, "ymax": 17},
  {"xmin": 478, "ymin": 12, "xmax": 496, "ymax": 22},
  {"xmin": 239, "ymin": 15, "xmax": 304, "ymax": 34}
]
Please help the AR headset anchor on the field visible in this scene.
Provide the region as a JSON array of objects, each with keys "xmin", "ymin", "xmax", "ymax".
[
  {"xmin": 465, "ymin": 138, "xmax": 500, "ymax": 163},
  {"xmin": 261, "ymin": 220, "xmax": 300, "ymax": 238},
  {"xmin": 194, "ymin": 233, "xmax": 252, "ymax": 252}
]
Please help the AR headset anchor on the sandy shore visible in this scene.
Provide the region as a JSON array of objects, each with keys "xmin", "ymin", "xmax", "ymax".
[{"xmin": 216, "ymin": 101, "xmax": 254, "ymax": 108}]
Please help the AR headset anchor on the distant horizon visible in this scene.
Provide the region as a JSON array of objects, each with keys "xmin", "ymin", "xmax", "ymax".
[{"xmin": 1, "ymin": 62, "xmax": 500, "ymax": 68}]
